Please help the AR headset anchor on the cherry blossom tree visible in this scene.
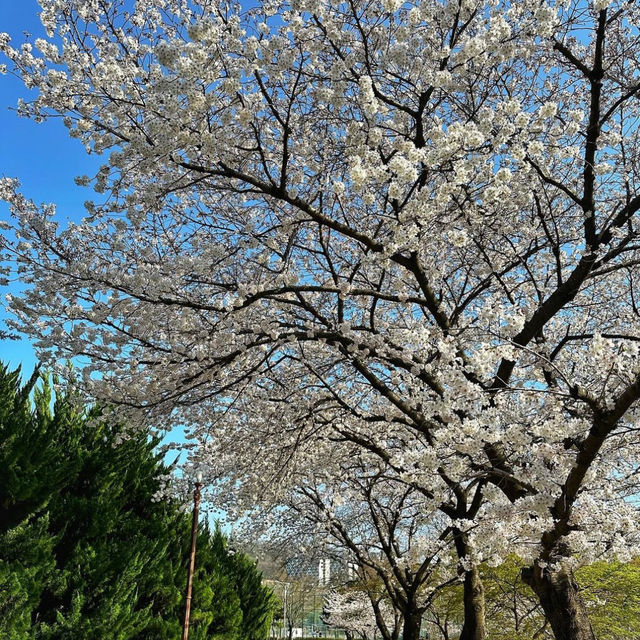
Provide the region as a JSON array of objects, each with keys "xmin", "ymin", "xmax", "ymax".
[
  {"xmin": 323, "ymin": 589, "xmax": 399, "ymax": 640},
  {"xmin": 240, "ymin": 450, "xmax": 465, "ymax": 640},
  {"xmin": 3, "ymin": 1, "xmax": 640, "ymax": 639}
]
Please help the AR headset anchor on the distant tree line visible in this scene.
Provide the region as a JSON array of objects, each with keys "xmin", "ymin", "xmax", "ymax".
[
  {"xmin": 0, "ymin": 363, "xmax": 277, "ymax": 639},
  {"xmin": 324, "ymin": 555, "xmax": 640, "ymax": 640}
]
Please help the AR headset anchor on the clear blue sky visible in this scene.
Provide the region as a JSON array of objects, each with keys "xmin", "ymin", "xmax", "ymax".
[
  {"xmin": 0, "ymin": 0, "xmax": 100, "ymax": 374},
  {"xmin": 0, "ymin": 2, "xmax": 190, "ymax": 464}
]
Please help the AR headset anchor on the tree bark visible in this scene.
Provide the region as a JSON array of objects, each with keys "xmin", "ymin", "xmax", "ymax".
[
  {"xmin": 452, "ymin": 529, "xmax": 486, "ymax": 640},
  {"xmin": 522, "ymin": 564, "xmax": 596, "ymax": 640},
  {"xmin": 458, "ymin": 566, "xmax": 486, "ymax": 640},
  {"xmin": 401, "ymin": 606, "xmax": 423, "ymax": 640}
]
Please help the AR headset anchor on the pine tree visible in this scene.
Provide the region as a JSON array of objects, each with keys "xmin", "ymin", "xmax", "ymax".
[
  {"xmin": 0, "ymin": 515, "xmax": 56, "ymax": 639},
  {"xmin": 0, "ymin": 364, "xmax": 277, "ymax": 639},
  {"xmin": 0, "ymin": 364, "xmax": 81, "ymax": 534},
  {"xmin": 230, "ymin": 551, "xmax": 278, "ymax": 640}
]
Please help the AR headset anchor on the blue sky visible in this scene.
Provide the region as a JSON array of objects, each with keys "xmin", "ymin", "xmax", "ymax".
[
  {"xmin": 0, "ymin": 1, "xmax": 192, "ymax": 467},
  {"xmin": 1, "ymin": 0, "xmax": 100, "ymax": 374}
]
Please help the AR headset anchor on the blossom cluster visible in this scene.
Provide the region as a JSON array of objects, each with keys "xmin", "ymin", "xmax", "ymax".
[{"xmin": 2, "ymin": 0, "xmax": 640, "ymax": 609}]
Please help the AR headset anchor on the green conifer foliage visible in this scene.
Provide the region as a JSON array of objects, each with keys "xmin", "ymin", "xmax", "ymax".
[
  {"xmin": 230, "ymin": 551, "xmax": 279, "ymax": 640},
  {"xmin": 0, "ymin": 364, "xmax": 276, "ymax": 639},
  {"xmin": 0, "ymin": 364, "xmax": 80, "ymax": 534},
  {"xmin": 0, "ymin": 515, "xmax": 56, "ymax": 639}
]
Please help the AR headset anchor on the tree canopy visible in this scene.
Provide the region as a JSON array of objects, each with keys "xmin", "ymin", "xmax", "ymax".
[{"xmin": 2, "ymin": 1, "xmax": 640, "ymax": 638}]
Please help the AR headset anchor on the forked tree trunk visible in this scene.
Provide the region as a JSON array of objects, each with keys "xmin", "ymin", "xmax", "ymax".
[
  {"xmin": 522, "ymin": 565, "xmax": 596, "ymax": 640},
  {"xmin": 459, "ymin": 566, "xmax": 486, "ymax": 640}
]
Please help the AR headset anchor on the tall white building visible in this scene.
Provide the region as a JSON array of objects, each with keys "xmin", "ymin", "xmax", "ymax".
[{"xmin": 318, "ymin": 558, "xmax": 331, "ymax": 585}]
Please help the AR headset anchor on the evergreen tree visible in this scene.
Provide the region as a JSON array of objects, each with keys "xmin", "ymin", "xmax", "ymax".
[
  {"xmin": 0, "ymin": 364, "xmax": 81, "ymax": 640},
  {"xmin": 231, "ymin": 551, "xmax": 278, "ymax": 640},
  {"xmin": 32, "ymin": 418, "xmax": 180, "ymax": 639},
  {"xmin": 0, "ymin": 364, "xmax": 81, "ymax": 534},
  {"xmin": 0, "ymin": 364, "xmax": 276, "ymax": 639},
  {"xmin": 0, "ymin": 515, "xmax": 56, "ymax": 639}
]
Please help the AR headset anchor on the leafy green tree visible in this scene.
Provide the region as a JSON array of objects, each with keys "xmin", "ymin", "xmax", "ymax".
[
  {"xmin": 0, "ymin": 364, "xmax": 276, "ymax": 639},
  {"xmin": 426, "ymin": 556, "xmax": 640, "ymax": 640},
  {"xmin": 577, "ymin": 560, "xmax": 640, "ymax": 640},
  {"xmin": 481, "ymin": 557, "xmax": 550, "ymax": 640},
  {"xmin": 424, "ymin": 579, "xmax": 464, "ymax": 640}
]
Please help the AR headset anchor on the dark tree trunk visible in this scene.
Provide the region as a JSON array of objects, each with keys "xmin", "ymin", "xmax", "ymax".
[
  {"xmin": 522, "ymin": 564, "xmax": 596, "ymax": 640},
  {"xmin": 452, "ymin": 529, "xmax": 486, "ymax": 640},
  {"xmin": 458, "ymin": 566, "xmax": 485, "ymax": 640},
  {"xmin": 370, "ymin": 596, "xmax": 397, "ymax": 640},
  {"xmin": 401, "ymin": 606, "xmax": 423, "ymax": 640}
]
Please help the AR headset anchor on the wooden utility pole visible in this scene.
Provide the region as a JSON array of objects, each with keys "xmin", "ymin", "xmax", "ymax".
[{"xmin": 182, "ymin": 473, "xmax": 203, "ymax": 640}]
